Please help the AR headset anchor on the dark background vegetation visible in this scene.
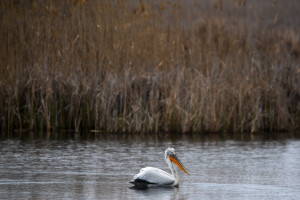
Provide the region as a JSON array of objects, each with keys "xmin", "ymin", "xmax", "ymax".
[{"xmin": 1, "ymin": 0, "xmax": 299, "ymax": 133}]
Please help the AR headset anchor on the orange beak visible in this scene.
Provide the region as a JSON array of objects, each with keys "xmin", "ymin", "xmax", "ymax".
[{"xmin": 170, "ymin": 154, "xmax": 190, "ymax": 175}]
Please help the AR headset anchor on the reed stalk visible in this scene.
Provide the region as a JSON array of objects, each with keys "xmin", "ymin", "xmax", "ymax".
[{"xmin": 0, "ymin": 0, "xmax": 299, "ymax": 133}]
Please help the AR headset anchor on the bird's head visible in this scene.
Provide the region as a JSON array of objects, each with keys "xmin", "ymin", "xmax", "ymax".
[{"xmin": 165, "ymin": 148, "xmax": 190, "ymax": 175}]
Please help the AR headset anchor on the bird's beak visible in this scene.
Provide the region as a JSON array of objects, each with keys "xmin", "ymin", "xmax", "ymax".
[{"xmin": 170, "ymin": 154, "xmax": 190, "ymax": 175}]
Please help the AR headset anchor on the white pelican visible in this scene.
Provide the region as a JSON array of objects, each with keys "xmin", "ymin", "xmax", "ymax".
[{"xmin": 129, "ymin": 148, "xmax": 190, "ymax": 188}]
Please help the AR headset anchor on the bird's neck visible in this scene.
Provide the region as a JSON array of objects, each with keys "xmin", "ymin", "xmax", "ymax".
[{"xmin": 169, "ymin": 161, "xmax": 179, "ymax": 185}]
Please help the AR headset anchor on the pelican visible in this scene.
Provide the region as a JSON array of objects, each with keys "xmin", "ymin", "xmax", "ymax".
[{"xmin": 129, "ymin": 148, "xmax": 190, "ymax": 188}]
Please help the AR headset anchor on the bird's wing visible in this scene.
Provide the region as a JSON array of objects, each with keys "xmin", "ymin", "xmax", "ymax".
[{"xmin": 133, "ymin": 167, "xmax": 175, "ymax": 185}]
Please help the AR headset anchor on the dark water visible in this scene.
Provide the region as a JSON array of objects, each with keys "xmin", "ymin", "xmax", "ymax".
[{"xmin": 0, "ymin": 132, "xmax": 299, "ymax": 200}]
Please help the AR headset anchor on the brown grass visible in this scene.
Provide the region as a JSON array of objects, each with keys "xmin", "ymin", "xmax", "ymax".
[{"xmin": 0, "ymin": 0, "xmax": 299, "ymax": 133}]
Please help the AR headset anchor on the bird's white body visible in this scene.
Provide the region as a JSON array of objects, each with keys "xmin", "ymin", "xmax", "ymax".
[
  {"xmin": 129, "ymin": 148, "xmax": 189, "ymax": 188},
  {"xmin": 133, "ymin": 166, "xmax": 179, "ymax": 186}
]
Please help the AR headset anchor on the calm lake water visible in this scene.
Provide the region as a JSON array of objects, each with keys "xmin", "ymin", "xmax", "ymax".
[{"xmin": 0, "ymin": 132, "xmax": 299, "ymax": 200}]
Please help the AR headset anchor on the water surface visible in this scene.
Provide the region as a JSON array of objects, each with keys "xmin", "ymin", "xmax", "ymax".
[{"xmin": 0, "ymin": 132, "xmax": 299, "ymax": 199}]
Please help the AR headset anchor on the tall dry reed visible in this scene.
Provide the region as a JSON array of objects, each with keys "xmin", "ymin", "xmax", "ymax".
[{"xmin": 0, "ymin": 0, "xmax": 299, "ymax": 133}]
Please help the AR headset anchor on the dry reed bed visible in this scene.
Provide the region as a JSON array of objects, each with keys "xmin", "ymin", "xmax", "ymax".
[{"xmin": 0, "ymin": 0, "xmax": 299, "ymax": 133}]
